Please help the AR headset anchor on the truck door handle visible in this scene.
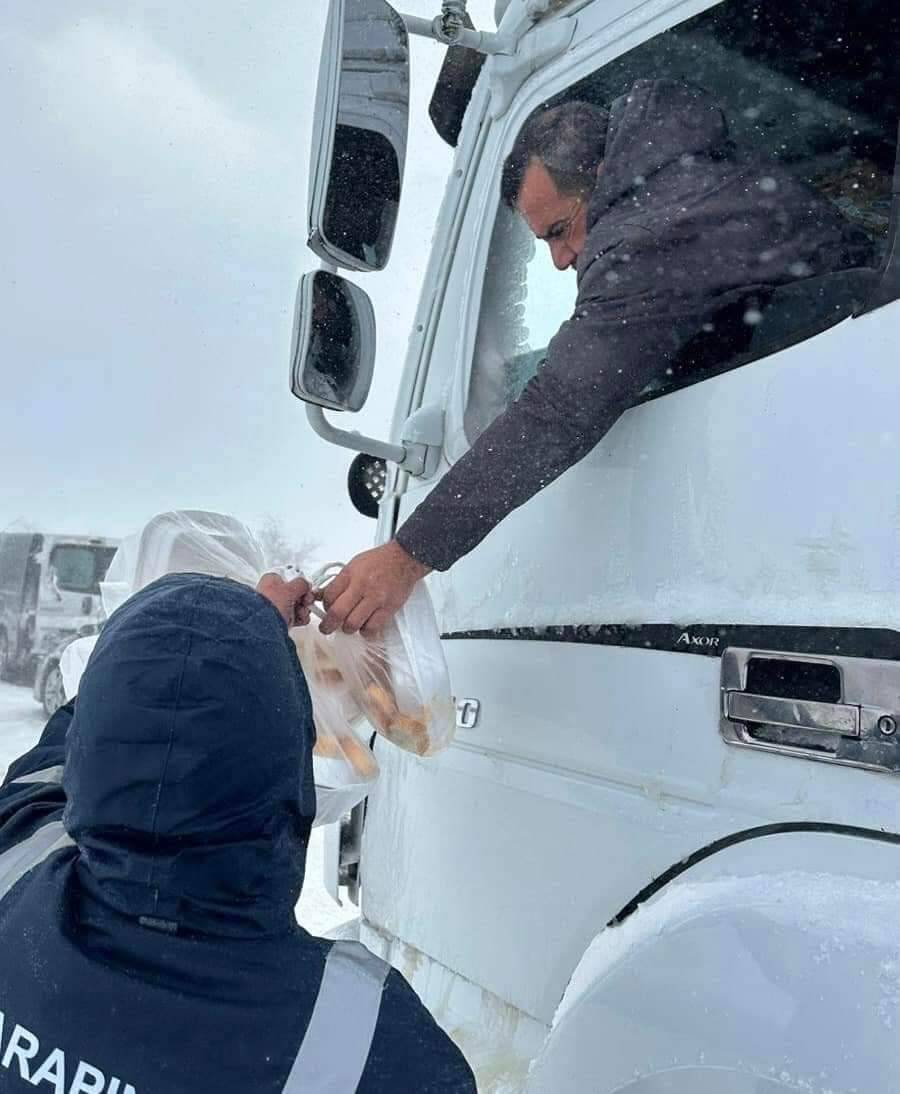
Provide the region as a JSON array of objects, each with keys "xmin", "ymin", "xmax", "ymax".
[
  {"xmin": 724, "ymin": 691, "xmax": 860, "ymax": 737},
  {"xmin": 720, "ymin": 647, "xmax": 900, "ymax": 774}
]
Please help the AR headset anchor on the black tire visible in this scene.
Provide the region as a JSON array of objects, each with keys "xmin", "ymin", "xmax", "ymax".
[{"xmin": 41, "ymin": 662, "xmax": 65, "ymax": 718}]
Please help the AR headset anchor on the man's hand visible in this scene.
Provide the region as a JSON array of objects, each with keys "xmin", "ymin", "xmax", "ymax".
[
  {"xmin": 256, "ymin": 573, "xmax": 315, "ymax": 629},
  {"xmin": 318, "ymin": 541, "xmax": 431, "ymax": 637}
]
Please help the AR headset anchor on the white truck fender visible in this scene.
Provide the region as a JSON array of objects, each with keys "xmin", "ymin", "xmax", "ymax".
[{"xmin": 523, "ymin": 828, "xmax": 900, "ymax": 1094}]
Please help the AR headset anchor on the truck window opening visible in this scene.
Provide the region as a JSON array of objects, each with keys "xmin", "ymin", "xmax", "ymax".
[{"xmin": 466, "ymin": 0, "xmax": 898, "ymax": 442}]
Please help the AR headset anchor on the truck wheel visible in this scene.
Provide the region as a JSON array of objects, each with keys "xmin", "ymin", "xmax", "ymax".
[
  {"xmin": 41, "ymin": 662, "xmax": 65, "ymax": 718},
  {"xmin": 0, "ymin": 631, "xmax": 9, "ymax": 681}
]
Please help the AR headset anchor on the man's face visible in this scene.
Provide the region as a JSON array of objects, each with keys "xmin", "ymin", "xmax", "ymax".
[{"xmin": 516, "ymin": 158, "xmax": 590, "ymax": 271}]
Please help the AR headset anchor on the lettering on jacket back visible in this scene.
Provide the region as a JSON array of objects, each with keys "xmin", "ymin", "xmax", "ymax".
[{"xmin": 0, "ymin": 1011, "xmax": 136, "ymax": 1094}]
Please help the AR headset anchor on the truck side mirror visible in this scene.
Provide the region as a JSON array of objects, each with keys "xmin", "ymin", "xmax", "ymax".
[
  {"xmin": 308, "ymin": 0, "xmax": 410, "ymax": 272},
  {"xmin": 428, "ymin": 13, "xmax": 486, "ymax": 148},
  {"xmin": 290, "ymin": 270, "xmax": 376, "ymax": 413},
  {"xmin": 289, "ymin": 268, "xmax": 445, "ymax": 477}
]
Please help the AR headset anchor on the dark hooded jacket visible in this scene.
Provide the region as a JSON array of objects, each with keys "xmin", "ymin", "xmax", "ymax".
[
  {"xmin": 0, "ymin": 574, "xmax": 475, "ymax": 1093},
  {"xmin": 396, "ymin": 79, "xmax": 872, "ymax": 571}
]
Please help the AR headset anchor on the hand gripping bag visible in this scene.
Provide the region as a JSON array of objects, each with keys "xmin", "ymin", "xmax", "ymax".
[{"xmin": 313, "ymin": 565, "xmax": 456, "ymax": 757}]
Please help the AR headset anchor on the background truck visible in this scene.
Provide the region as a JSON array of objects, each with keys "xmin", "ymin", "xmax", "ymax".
[
  {"xmin": 0, "ymin": 532, "xmax": 118, "ymax": 689},
  {"xmin": 291, "ymin": 0, "xmax": 900, "ymax": 1089}
]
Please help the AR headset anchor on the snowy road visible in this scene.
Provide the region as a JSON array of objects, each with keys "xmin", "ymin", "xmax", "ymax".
[
  {"xmin": 0, "ymin": 678, "xmax": 46, "ymax": 772},
  {"xmin": 0, "ymin": 679, "xmax": 355, "ymax": 936}
]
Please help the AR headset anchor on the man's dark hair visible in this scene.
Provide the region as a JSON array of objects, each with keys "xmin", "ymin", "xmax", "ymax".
[{"xmin": 501, "ymin": 100, "xmax": 610, "ymax": 209}]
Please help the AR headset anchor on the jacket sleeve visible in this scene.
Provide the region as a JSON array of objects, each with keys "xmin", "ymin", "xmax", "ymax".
[
  {"xmin": 400, "ymin": 231, "xmax": 695, "ymax": 573},
  {"xmin": 395, "ymin": 234, "xmax": 690, "ymax": 571},
  {"xmin": 359, "ymin": 969, "xmax": 477, "ymax": 1093},
  {"xmin": 0, "ymin": 700, "xmax": 73, "ymax": 854}
]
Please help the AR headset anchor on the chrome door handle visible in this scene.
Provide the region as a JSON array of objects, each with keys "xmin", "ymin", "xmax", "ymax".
[
  {"xmin": 720, "ymin": 647, "xmax": 900, "ymax": 774},
  {"xmin": 724, "ymin": 691, "xmax": 860, "ymax": 737}
]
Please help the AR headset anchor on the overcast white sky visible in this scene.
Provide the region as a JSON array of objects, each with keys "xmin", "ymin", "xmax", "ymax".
[{"xmin": 2, "ymin": 0, "xmax": 495, "ymax": 561}]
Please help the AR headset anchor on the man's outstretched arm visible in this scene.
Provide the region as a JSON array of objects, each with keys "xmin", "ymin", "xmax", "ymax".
[{"xmin": 320, "ymin": 251, "xmax": 686, "ymax": 635}]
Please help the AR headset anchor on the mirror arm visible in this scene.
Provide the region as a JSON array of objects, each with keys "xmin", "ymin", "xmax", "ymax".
[
  {"xmin": 400, "ymin": 12, "xmax": 513, "ymax": 55},
  {"xmin": 306, "ymin": 404, "xmax": 422, "ymax": 472},
  {"xmin": 306, "ymin": 405, "xmax": 441, "ymax": 478}
]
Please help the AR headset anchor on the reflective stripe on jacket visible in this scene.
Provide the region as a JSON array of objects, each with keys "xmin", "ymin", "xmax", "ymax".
[{"xmin": 0, "ymin": 819, "xmax": 395, "ymax": 1093}]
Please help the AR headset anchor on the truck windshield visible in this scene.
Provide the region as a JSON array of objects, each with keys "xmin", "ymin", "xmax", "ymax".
[{"xmin": 49, "ymin": 545, "xmax": 118, "ymax": 595}]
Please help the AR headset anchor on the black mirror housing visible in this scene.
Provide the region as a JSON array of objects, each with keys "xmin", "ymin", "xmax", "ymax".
[{"xmin": 428, "ymin": 9, "xmax": 487, "ymax": 149}]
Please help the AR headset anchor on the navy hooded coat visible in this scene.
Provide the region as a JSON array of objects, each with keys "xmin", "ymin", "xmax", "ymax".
[{"xmin": 0, "ymin": 574, "xmax": 475, "ymax": 1093}]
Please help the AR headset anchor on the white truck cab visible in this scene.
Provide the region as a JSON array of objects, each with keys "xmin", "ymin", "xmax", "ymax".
[
  {"xmin": 293, "ymin": 1, "xmax": 900, "ymax": 1089},
  {"xmin": 0, "ymin": 532, "xmax": 118, "ymax": 687}
]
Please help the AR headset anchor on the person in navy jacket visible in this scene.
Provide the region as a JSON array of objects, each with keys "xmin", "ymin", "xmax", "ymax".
[{"xmin": 0, "ymin": 572, "xmax": 475, "ymax": 1094}]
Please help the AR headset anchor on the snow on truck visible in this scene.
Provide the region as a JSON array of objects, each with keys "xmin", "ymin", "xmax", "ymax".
[
  {"xmin": 291, "ymin": 0, "xmax": 900, "ymax": 1090},
  {"xmin": 0, "ymin": 533, "xmax": 118, "ymax": 707}
]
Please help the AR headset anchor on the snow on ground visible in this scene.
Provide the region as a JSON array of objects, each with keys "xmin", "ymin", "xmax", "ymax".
[
  {"xmin": 0, "ymin": 679, "xmax": 45, "ymax": 774},
  {"xmin": 297, "ymin": 829, "xmax": 357, "ymax": 936},
  {"xmin": 0, "ymin": 680, "xmax": 355, "ymax": 936}
]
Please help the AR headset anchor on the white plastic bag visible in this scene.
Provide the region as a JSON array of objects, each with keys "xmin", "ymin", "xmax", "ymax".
[
  {"xmin": 290, "ymin": 627, "xmax": 380, "ymax": 826},
  {"xmin": 60, "ymin": 635, "xmax": 99, "ymax": 701},
  {"xmin": 314, "ymin": 567, "xmax": 456, "ymax": 757},
  {"xmin": 69, "ymin": 511, "xmax": 380, "ymax": 827},
  {"xmin": 99, "ymin": 510, "xmax": 265, "ymax": 616}
]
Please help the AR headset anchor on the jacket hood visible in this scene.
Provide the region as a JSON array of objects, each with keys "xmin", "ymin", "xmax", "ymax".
[
  {"xmin": 587, "ymin": 79, "xmax": 731, "ymax": 225},
  {"xmin": 63, "ymin": 574, "xmax": 316, "ymax": 938}
]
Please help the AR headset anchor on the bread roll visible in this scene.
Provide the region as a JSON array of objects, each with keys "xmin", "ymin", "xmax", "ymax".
[
  {"xmin": 340, "ymin": 733, "xmax": 379, "ymax": 779},
  {"xmin": 364, "ymin": 684, "xmax": 398, "ymax": 731},
  {"xmin": 383, "ymin": 713, "xmax": 430, "ymax": 756},
  {"xmin": 313, "ymin": 733, "xmax": 341, "ymax": 759}
]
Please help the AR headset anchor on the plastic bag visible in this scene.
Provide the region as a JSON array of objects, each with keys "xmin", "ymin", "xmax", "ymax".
[
  {"xmin": 75, "ymin": 511, "xmax": 380, "ymax": 827},
  {"xmin": 60, "ymin": 635, "xmax": 99, "ymax": 701},
  {"xmin": 100, "ymin": 510, "xmax": 265, "ymax": 616},
  {"xmin": 314, "ymin": 567, "xmax": 455, "ymax": 757},
  {"xmin": 290, "ymin": 627, "xmax": 380, "ymax": 826}
]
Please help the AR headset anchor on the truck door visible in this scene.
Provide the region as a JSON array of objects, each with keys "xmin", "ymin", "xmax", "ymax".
[{"xmin": 362, "ymin": 0, "xmax": 900, "ymax": 1027}]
